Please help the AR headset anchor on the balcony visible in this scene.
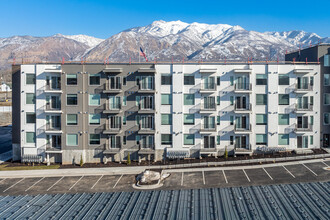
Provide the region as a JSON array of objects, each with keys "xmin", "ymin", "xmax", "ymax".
[
  {"xmin": 200, "ymin": 124, "xmax": 216, "ymax": 134},
  {"xmin": 234, "ymin": 124, "xmax": 252, "ymax": 133},
  {"xmin": 234, "ymin": 144, "xmax": 253, "ymax": 155},
  {"xmin": 44, "ymin": 84, "xmax": 62, "ymax": 93},
  {"xmin": 138, "ymin": 105, "xmax": 155, "ymax": 114},
  {"xmin": 137, "ymin": 68, "xmax": 156, "ymax": 74},
  {"xmin": 233, "ymin": 69, "xmax": 252, "ymax": 74},
  {"xmin": 199, "ymin": 68, "xmax": 217, "ymax": 74},
  {"xmin": 294, "ymin": 104, "xmax": 313, "ymax": 112},
  {"xmin": 234, "ymin": 103, "xmax": 252, "ymax": 112},
  {"xmin": 294, "ymin": 68, "xmax": 313, "ymax": 74},
  {"xmin": 200, "ymin": 102, "xmax": 216, "ymax": 113},
  {"xmin": 45, "ymin": 144, "xmax": 62, "ymax": 153},
  {"xmin": 294, "ymin": 123, "xmax": 313, "ymax": 133},
  {"xmin": 103, "ymin": 83, "xmax": 122, "ymax": 94},
  {"xmin": 103, "ymin": 123, "xmax": 121, "ymax": 135},
  {"xmin": 103, "ymin": 103, "xmax": 121, "ymax": 114},
  {"xmin": 200, "ymin": 83, "xmax": 216, "ymax": 93},
  {"xmin": 234, "ymin": 83, "xmax": 252, "ymax": 93},
  {"xmin": 103, "ymin": 68, "xmax": 122, "ymax": 74},
  {"xmin": 138, "ymin": 124, "xmax": 155, "ymax": 134},
  {"xmin": 45, "ymin": 124, "xmax": 62, "ymax": 134},
  {"xmin": 294, "ymin": 84, "xmax": 313, "ymax": 93},
  {"xmin": 138, "ymin": 143, "xmax": 155, "ymax": 156},
  {"xmin": 137, "ymin": 83, "xmax": 155, "ymax": 93},
  {"xmin": 45, "ymin": 103, "xmax": 62, "ymax": 113}
]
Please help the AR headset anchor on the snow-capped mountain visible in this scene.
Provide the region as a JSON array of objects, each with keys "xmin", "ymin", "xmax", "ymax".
[{"xmin": 53, "ymin": 34, "xmax": 104, "ymax": 48}]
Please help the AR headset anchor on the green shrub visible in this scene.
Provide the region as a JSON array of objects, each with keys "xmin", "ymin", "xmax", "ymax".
[
  {"xmin": 127, "ymin": 152, "xmax": 131, "ymax": 165},
  {"xmin": 80, "ymin": 155, "xmax": 83, "ymax": 167},
  {"xmin": 224, "ymin": 147, "xmax": 228, "ymax": 160}
]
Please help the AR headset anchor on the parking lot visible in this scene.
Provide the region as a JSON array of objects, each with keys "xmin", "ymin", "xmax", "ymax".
[{"xmin": 0, "ymin": 161, "xmax": 329, "ymax": 196}]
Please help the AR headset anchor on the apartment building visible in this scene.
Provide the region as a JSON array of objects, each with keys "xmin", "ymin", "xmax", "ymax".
[
  {"xmin": 286, "ymin": 44, "xmax": 330, "ymax": 147},
  {"xmin": 12, "ymin": 62, "xmax": 321, "ymax": 164}
]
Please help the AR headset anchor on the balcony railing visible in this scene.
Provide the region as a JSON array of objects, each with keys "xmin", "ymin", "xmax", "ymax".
[
  {"xmin": 200, "ymin": 123, "xmax": 216, "ymax": 132},
  {"xmin": 201, "ymin": 102, "xmax": 216, "ymax": 111},
  {"xmin": 109, "ymin": 143, "xmax": 121, "ymax": 149},
  {"xmin": 46, "ymin": 124, "xmax": 61, "ymax": 131},
  {"xmin": 200, "ymin": 83, "xmax": 216, "ymax": 91},
  {"xmin": 46, "ymin": 103, "xmax": 61, "ymax": 111},
  {"xmin": 139, "ymin": 143, "xmax": 155, "ymax": 149},
  {"xmin": 234, "ymin": 123, "xmax": 251, "ymax": 132},
  {"xmin": 295, "ymin": 123, "xmax": 313, "ymax": 132},
  {"xmin": 234, "ymin": 143, "xmax": 251, "ymax": 150},
  {"xmin": 295, "ymin": 83, "xmax": 313, "ymax": 92},
  {"xmin": 234, "ymin": 103, "xmax": 252, "ymax": 111},
  {"xmin": 45, "ymin": 84, "xmax": 61, "ymax": 91},
  {"xmin": 139, "ymin": 123, "xmax": 154, "ymax": 130},
  {"xmin": 234, "ymin": 83, "xmax": 252, "ymax": 91},
  {"xmin": 106, "ymin": 82, "xmax": 122, "ymax": 90},
  {"xmin": 295, "ymin": 103, "xmax": 313, "ymax": 112},
  {"xmin": 139, "ymin": 83, "xmax": 155, "ymax": 91},
  {"xmin": 46, "ymin": 144, "xmax": 62, "ymax": 150}
]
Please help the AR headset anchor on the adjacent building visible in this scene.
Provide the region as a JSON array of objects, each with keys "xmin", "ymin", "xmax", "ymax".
[
  {"xmin": 286, "ymin": 44, "xmax": 330, "ymax": 147},
  {"xmin": 12, "ymin": 62, "xmax": 321, "ymax": 164}
]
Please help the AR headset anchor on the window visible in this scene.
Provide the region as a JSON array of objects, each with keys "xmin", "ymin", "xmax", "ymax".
[
  {"xmin": 325, "ymin": 74, "xmax": 330, "ymax": 86},
  {"xmin": 230, "ymin": 76, "xmax": 234, "ymax": 86},
  {"xmin": 184, "ymin": 94, "xmax": 194, "ymax": 105},
  {"xmin": 136, "ymin": 76, "xmax": 140, "ymax": 85},
  {"xmin": 217, "ymin": 76, "xmax": 220, "ymax": 86},
  {"xmin": 135, "ymin": 115, "xmax": 140, "ymax": 125},
  {"xmin": 67, "ymin": 74, "xmax": 77, "ymax": 85},
  {"xmin": 161, "ymin": 74, "xmax": 172, "ymax": 85},
  {"xmin": 67, "ymin": 94, "xmax": 77, "ymax": 105},
  {"xmin": 256, "ymin": 94, "xmax": 267, "ymax": 105},
  {"xmin": 324, "ymin": 113, "xmax": 330, "ymax": 125},
  {"xmin": 136, "ymin": 96, "xmax": 140, "ymax": 106},
  {"xmin": 256, "ymin": 114, "xmax": 267, "ymax": 125},
  {"xmin": 325, "ymin": 54, "xmax": 330, "ymax": 67},
  {"xmin": 256, "ymin": 134, "xmax": 267, "ymax": 145},
  {"xmin": 161, "ymin": 94, "xmax": 172, "ymax": 105},
  {"xmin": 161, "ymin": 114, "xmax": 172, "ymax": 125},
  {"xmin": 67, "ymin": 114, "xmax": 78, "ymax": 125},
  {"xmin": 123, "ymin": 96, "xmax": 127, "ymax": 106},
  {"xmin": 89, "ymin": 134, "xmax": 100, "ymax": 145},
  {"xmin": 310, "ymin": 96, "xmax": 314, "ymax": 105},
  {"xmin": 123, "ymin": 116, "xmax": 126, "ymax": 125},
  {"xmin": 278, "ymin": 74, "xmax": 289, "ymax": 85},
  {"xmin": 123, "ymin": 77, "xmax": 127, "ymax": 85},
  {"xmin": 67, "ymin": 134, "xmax": 78, "ymax": 146},
  {"xmin": 230, "ymin": 96, "xmax": 234, "ymax": 105},
  {"xmin": 89, "ymin": 114, "xmax": 101, "ymax": 125},
  {"xmin": 26, "ymin": 113, "xmax": 36, "ymax": 124},
  {"xmin": 184, "ymin": 75, "xmax": 195, "ymax": 85},
  {"xmin": 26, "ymin": 132, "xmax": 35, "ymax": 143},
  {"xmin": 26, "ymin": 93, "xmax": 35, "ymax": 104},
  {"xmin": 217, "ymin": 136, "xmax": 220, "ymax": 145},
  {"xmin": 279, "ymin": 94, "xmax": 289, "ymax": 105},
  {"xmin": 278, "ymin": 134, "xmax": 289, "ymax": 145},
  {"xmin": 325, "ymin": 94, "xmax": 330, "ymax": 105},
  {"xmin": 230, "ymin": 116, "xmax": 234, "ymax": 125},
  {"xmin": 310, "ymin": 116, "xmax": 314, "ymax": 125},
  {"xmin": 89, "ymin": 94, "xmax": 100, "ymax": 106},
  {"xmin": 184, "ymin": 134, "xmax": 194, "ymax": 145},
  {"xmin": 26, "ymin": 74, "xmax": 35, "ymax": 85},
  {"xmin": 217, "ymin": 96, "xmax": 220, "ymax": 105},
  {"xmin": 217, "ymin": 116, "xmax": 220, "ymax": 125},
  {"xmin": 89, "ymin": 74, "xmax": 100, "ymax": 85},
  {"xmin": 161, "ymin": 134, "xmax": 172, "ymax": 145},
  {"xmin": 278, "ymin": 114, "xmax": 289, "ymax": 125},
  {"xmin": 256, "ymin": 74, "xmax": 267, "ymax": 85},
  {"xmin": 310, "ymin": 135, "xmax": 313, "ymax": 145},
  {"xmin": 184, "ymin": 114, "xmax": 195, "ymax": 125},
  {"xmin": 310, "ymin": 76, "xmax": 314, "ymax": 86},
  {"xmin": 230, "ymin": 136, "xmax": 234, "ymax": 145}
]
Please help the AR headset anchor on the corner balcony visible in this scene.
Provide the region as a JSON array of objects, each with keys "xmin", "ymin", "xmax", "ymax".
[
  {"xmin": 234, "ymin": 83, "xmax": 252, "ymax": 93},
  {"xmin": 234, "ymin": 124, "xmax": 252, "ymax": 133},
  {"xmin": 234, "ymin": 103, "xmax": 252, "ymax": 113},
  {"xmin": 200, "ymin": 83, "xmax": 217, "ymax": 93},
  {"xmin": 294, "ymin": 104, "xmax": 313, "ymax": 113},
  {"xmin": 294, "ymin": 123, "xmax": 313, "ymax": 133},
  {"xmin": 294, "ymin": 84, "xmax": 313, "ymax": 93}
]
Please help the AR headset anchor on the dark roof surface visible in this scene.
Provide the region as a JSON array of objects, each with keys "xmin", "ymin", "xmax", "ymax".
[{"xmin": 0, "ymin": 182, "xmax": 329, "ymax": 219}]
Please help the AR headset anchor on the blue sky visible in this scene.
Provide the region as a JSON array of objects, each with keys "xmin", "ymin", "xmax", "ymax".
[{"xmin": 0, "ymin": 0, "xmax": 329, "ymax": 39}]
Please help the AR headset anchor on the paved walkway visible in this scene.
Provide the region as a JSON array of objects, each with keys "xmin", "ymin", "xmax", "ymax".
[{"xmin": 0, "ymin": 158, "xmax": 329, "ymax": 178}]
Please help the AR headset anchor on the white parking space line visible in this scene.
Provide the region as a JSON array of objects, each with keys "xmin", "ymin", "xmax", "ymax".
[
  {"xmin": 283, "ymin": 166, "xmax": 295, "ymax": 178},
  {"xmin": 243, "ymin": 169, "xmax": 250, "ymax": 182},
  {"xmin": 302, "ymin": 163, "xmax": 318, "ymax": 176},
  {"xmin": 181, "ymin": 172, "xmax": 184, "ymax": 186},
  {"xmin": 322, "ymin": 161, "xmax": 329, "ymax": 167},
  {"xmin": 202, "ymin": 171, "xmax": 205, "ymax": 185},
  {"xmin": 3, "ymin": 178, "xmax": 25, "ymax": 192},
  {"xmin": 25, "ymin": 177, "xmax": 45, "ymax": 192},
  {"xmin": 113, "ymin": 175, "xmax": 123, "ymax": 189},
  {"xmin": 222, "ymin": 170, "xmax": 228, "ymax": 184},
  {"xmin": 0, "ymin": 178, "xmax": 6, "ymax": 184},
  {"xmin": 47, "ymin": 176, "xmax": 64, "ymax": 192},
  {"xmin": 91, "ymin": 175, "xmax": 103, "ymax": 189},
  {"xmin": 262, "ymin": 168, "xmax": 273, "ymax": 180},
  {"xmin": 69, "ymin": 176, "xmax": 84, "ymax": 191}
]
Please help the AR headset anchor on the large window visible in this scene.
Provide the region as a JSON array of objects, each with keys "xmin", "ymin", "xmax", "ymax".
[
  {"xmin": 26, "ymin": 112, "xmax": 36, "ymax": 124},
  {"xmin": 325, "ymin": 74, "xmax": 330, "ymax": 86},
  {"xmin": 89, "ymin": 74, "xmax": 100, "ymax": 85},
  {"xmin": 89, "ymin": 134, "xmax": 100, "ymax": 145},
  {"xmin": 184, "ymin": 94, "xmax": 195, "ymax": 105},
  {"xmin": 26, "ymin": 93, "xmax": 35, "ymax": 104},
  {"xmin": 89, "ymin": 94, "xmax": 100, "ymax": 106},
  {"xmin": 66, "ymin": 74, "xmax": 77, "ymax": 85},
  {"xmin": 184, "ymin": 114, "xmax": 195, "ymax": 125},
  {"xmin": 325, "ymin": 94, "xmax": 330, "ymax": 105},
  {"xmin": 184, "ymin": 75, "xmax": 195, "ymax": 85},
  {"xmin": 256, "ymin": 94, "xmax": 267, "ymax": 105},
  {"xmin": 325, "ymin": 54, "xmax": 330, "ymax": 67},
  {"xmin": 161, "ymin": 94, "xmax": 172, "ymax": 105},
  {"xmin": 67, "ymin": 134, "xmax": 78, "ymax": 146},
  {"xmin": 67, "ymin": 114, "xmax": 78, "ymax": 125},
  {"xmin": 278, "ymin": 134, "xmax": 289, "ymax": 145},
  {"xmin": 279, "ymin": 94, "xmax": 289, "ymax": 105},
  {"xmin": 67, "ymin": 94, "xmax": 78, "ymax": 105},
  {"xmin": 161, "ymin": 134, "xmax": 172, "ymax": 145},
  {"xmin": 256, "ymin": 134, "xmax": 267, "ymax": 145},
  {"xmin": 26, "ymin": 74, "xmax": 36, "ymax": 85},
  {"xmin": 89, "ymin": 114, "xmax": 101, "ymax": 125},
  {"xmin": 278, "ymin": 114, "xmax": 289, "ymax": 125},
  {"xmin": 161, "ymin": 74, "xmax": 172, "ymax": 85},
  {"xmin": 184, "ymin": 134, "xmax": 195, "ymax": 145},
  {"xmin": 26, "ymin": 132, "xmax": 35, "ymax": 143},
  {"xmin": 256, "ymin": 114, "xmax": 267, "ymax": 125},
  {"xmin": 324, "ymin": 113, "xmax": 330, "ymax": 125},
  {"xmin": 278, "ymin": 74, "xmax": 289, "ymax": 85},
  {"xmin": 256, "ymin": 74, "xmax": 267, "ymax": 85},
  {"xmin": 161, "ymin": 114, "xmax": 172, "ymax": 125}
]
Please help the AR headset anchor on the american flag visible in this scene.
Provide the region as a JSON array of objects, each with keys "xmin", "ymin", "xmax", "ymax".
[{"xmin": 140, "ymin": 47, "xmax": 148, "ymax": 62}]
